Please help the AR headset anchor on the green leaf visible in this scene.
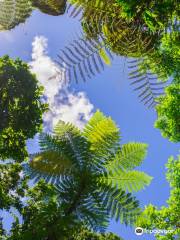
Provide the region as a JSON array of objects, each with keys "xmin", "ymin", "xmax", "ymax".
[
  {"xmin": 107, "ymin": 142, "xmax": 148, "ymax": 172},
  {"xmin": 103, "ymin": 170, "xmax": 152, "ymax": 192}
]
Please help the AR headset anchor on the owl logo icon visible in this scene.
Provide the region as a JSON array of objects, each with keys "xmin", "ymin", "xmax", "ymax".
[{"xmin": 135, "ymin": 227, "xmax": 144, "ymax": 236}]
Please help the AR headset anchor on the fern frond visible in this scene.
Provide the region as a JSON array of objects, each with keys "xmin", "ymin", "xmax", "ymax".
[
  {"xmin": 102, "ymin": 170, "xmax": 152, "ymax": 193},
  {"xmin": 0, "ymin": 0, "xmax": 32, "ymax": 31},
  {"xmin": 32, "ymin": 0, "xmax": 67, "ymax": 16},
  {"xmin": 56, "ymin": 36, "xmax": 113, "ymax": 82},
  {"xmin": 29, "ymin": 151, "xmax": 73, "ymax": 175},
  {"xmin": 66, "ymin": 2, "xmax": 83, "ymax": 19},
  {"xmin": 83, "ymin": 111, "xmax": 120, "ymax": 161},
  {"xmin": 26, "ymin": 112, "xmax": 151, "ymax": 230},
  {"xmin": 128, "ymin": 58, "xmax": 167, "ymax": 108},
  {"xmin": 27, "ymin": 122, "xmax": 92, "ymax": 183},
  {"xmin": 98, "ymin": 183, "xmax": 141, "ymax": 225},
  {"xmin": 107, "ymin": 143, "xmax": 148, "ymax": 173}
]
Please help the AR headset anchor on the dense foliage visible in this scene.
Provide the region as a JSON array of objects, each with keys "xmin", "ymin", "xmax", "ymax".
[
  {"xmin": 0, "ymin": 0, "xmax": 67, "ymax": 31},
  {"xmin": 0, "ymin": 56, "xmax": 47, "ymax": 161},
  {"xmin": 0, "ymin": 1, "xmax": 179, "ymax": 239},
  {"xmin": 0, "ymin": 162, "xmax": 28, "ymax": 211},
  {"xmin": 32, "ymin": 0, "xmax": 67, "ymax": 16},
  {"xmin": 71, "ymin": 227, "xmax": 123, "ymax": 240},
  {"xmin": 69, "ymin": 0, "xmax": 179, "ymax": 80},
  {"xmin": 116, "ymin": 0, "xmax": 179, "ymax": 32},
  {"xmin": 0, "ymin": 182, "xmax": 123, "ymax": 240},
  {"xmin": 21, "ymin": 111, "xmax": 152, "ymax": 237},
  {"xmin": 0, "ymin": 0, "xmax": 32, "ymax": 31},
  {"xmin": 0, "ymin": 112, "xmax": 151, "ymax": 239},
  {"xmin": 61, "ymin": 0, "xmax": 179, "ymax": 111},
  {"xmin": 154, "ymin": 84, "xmax": 180, "ymax": 142},
  {"xmin": 136, "ymin": 155, "xmax": 180, "ymax": 239}
]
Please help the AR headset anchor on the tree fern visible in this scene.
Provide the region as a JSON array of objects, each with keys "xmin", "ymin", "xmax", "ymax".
[
  {"xmin": 108, "ymin": 142, "xmax": 148, "ymax": 172},
  {"xmin": 32, "ymin": 0, "xmax": 67, "ymax": 16},
  {"xmin": 0, "ymin": 0, "xmax": 32, "ymax": 31},
  {"xmin": 56, "ymin": 36, "xmax": 113, "ymax": 82},
  {"xmin": 64, "ymin": 0, "xmax": 168, "ymax": 110},
  {"xmin": 102, "ymin": 170, "xmax": 152, "ymax": 193},
  {"xmin": 25, "ymin": 111, "xmax": 152, "ymax": 230},
  {"xmin": 128, "ymin": 58, "xmax": 167, "ymax": 108}
]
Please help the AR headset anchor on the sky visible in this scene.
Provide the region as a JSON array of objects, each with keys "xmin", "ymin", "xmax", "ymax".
[{"xmin": 0, "ymin": 9, "xmax": 179, "ymax": 240}]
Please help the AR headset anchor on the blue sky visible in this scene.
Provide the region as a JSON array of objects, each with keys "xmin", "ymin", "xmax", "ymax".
[{"xmin": 0, "ymin": 10, "xmax": 179, "ymax": 240}]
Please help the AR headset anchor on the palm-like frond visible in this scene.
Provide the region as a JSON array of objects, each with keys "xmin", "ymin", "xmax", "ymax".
[
  {"xmin": 97, "ymin": 183, "xmax": 140, "ymax": 225},
  {"xmin": 128, "ymin": 58, "xmax": 167, "ymax": 108},
  {"xmin": 32, "ymin": 0, "xmax": 67, "ymax": 16},
  {"xmin": 64, "ymin": 0, "xmax": 168, "ymax": 111},
  {"xmin": 101, "ymin": 142, "xmax": 152, "ymax": 192},
  {"xmin": 102, "ymin": 170, "xmax": 152, "ymax": 193},
  {"xmin": 0, "ymin": 0, "xmax": 32, "ymax": 31},
  {"xmin": 56, "ymin": 36, "xmax": 113, "ymax": 82},
  {"xmin": 26, "ymin": 111, "xmax": 152, "ymax": 230},
  {"xmin": 108, "ymin": 143, "xmax": 148, "ymax": 172},
  {"xmin": 66, "ymin": 1, "xmax": 83, "ymax": 19},
  {"xmin": 82, "ymin": 110, "xmax": 120, "ymax": 161}
]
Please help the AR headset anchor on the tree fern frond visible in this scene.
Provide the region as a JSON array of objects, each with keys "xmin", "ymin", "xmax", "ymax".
[
  {"xmin": 128, "ymin": 58, "xmax": 167, "ymax": 108},
  {"xmin": 66, "ymin": 2, "xmax": 83, "ymax": 19},
  {"xmin": 98, "ymin": 184, "xmax": 141, "ymax": 225},
  {"xmin": 83, "ymin": 111, "xmax": 120, "ymax": 161},
  {"xmin": 29, "ymin": 151, "xmax": 73, "ymax": 175},
  {"xmin": 26, "ymin": 112, "xmax": 151, "ymax": 230},
  {"xmin": 32, "ymin": 0, "xmax": 67, "ymax": 16},
  {"xmin": 107, "ymin": 143, "xmax": 148, "ymax": 172},
  {"xmin": 56, "ymin": 36, "xmax": 113, "ymax": 82},
  {"xmin": 101, "ymin": 170, "xmax": 152, "ymax": 193},
  {"xmin": 0, "ymin": 0, "xmax": 32, "ymax": 31}
]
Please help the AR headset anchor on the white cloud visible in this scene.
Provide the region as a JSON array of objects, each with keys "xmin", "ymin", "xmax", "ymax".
[{"xmin": 29, "ymin": 36, "xmax": 94, "ymax": 131}]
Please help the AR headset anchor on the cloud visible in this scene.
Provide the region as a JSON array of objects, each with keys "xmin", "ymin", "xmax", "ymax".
[{"xmin": 29, "ymin": 36, "xmax": 94, "ymax": 131}]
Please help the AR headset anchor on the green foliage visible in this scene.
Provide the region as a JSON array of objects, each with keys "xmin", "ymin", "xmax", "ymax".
[
  {"xmin": 56, "ymin": 36, "xmax": 113, "ymax": 83},
  {"xmin": 136, "ymin": 155, "xmax": 180, "ymax": 239},
  {"xmin": 0, "ymin": 0, "xmax": 32, "ymax": 31},
  {"xmin": 7, "ymin": 180, "xmax": 77, "ymax": 240},
  {"xmin": 0, "ymin": 0, "xmax": 67, "ymax": 31},
  {"xmin": 0, "ymin": 162, "xmax": 28, "ymax": 211},
  {"xmin": 25, "ymin": 111, "xmax": 152, "ymax": 233},
  {"xmin": 66, "ymin": 0, "xmax": 179, "ymax": 111},
  {"xmin": 71, "ymin": 227, "xmax": 123, "ymax": 240},
  {"xmin": 154, "ymin": 84, "xmax": 180, "ymax": 142},
  {"xmin": 32, "ymin": 0, "xmax": 67, "ymax": 16},
  {"xmin": 0, "ymin": 55, "xmax": 47, "ymax": 161},
  {"xmin": 116, "ymin": 0, "xmax": 179, "ymax": 32},
  {"xmin": 2, "ymin": 180, "xmax": 123, "ymax": 239}
]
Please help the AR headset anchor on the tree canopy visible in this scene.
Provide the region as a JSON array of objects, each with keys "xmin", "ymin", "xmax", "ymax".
[
  {"xmin": 0, "ymin": 111, "xmax": 152, "ymax": 239},
  {"xmin": 0, "ymin": 0, "xmax": 67, "ymax": 31},
  {"xmin": 0, "ymin": 55, "xmax": 47, "ymax": 161},
  {"xmin": 10, "ymin": 111, "xmax": 151, "ymax": 239},
  {"xmin": 0, "ymin": 181, "xmax": 123, "ymax": 240},
  {"xmin": 154, "ymin": 83, "xmax": 180, "ymax": 142},
  {"xmin": 32, "ymin": 0, "xmax": 67, "ymax": 16},
  {"xmin": 136, "ymin": 155, "xmax": 180, "ymax": 239}
]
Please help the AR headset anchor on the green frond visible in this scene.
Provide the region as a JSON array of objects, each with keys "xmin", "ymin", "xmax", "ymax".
[
  {"xmin": 108, "ymin": 142, "xmax": 148, "ymax": 172},
  {"xmin": 0, "ymin": 0, "xmax": 32, "ymax": 31},
  {"xmin": 98, "ymin": 183, "xmax": 141, "ymax": 225},
  {"xmin": 29, "ymin": 150, "xmax": 73, "ymax": 175},
  {"xmin": 128, "ymin": 58, "xmax": 167, "ymax": 108},
  {"xmin": 83, "ymin": 110, "xmax": 120, "ymax": 160},
  {"xmin": 56, "ymin": 36, "xmax": 113, "ymax": 82},
  {"xmin": 101, "ymin": 170, "xmax": 152, "ymax": 192},
  {"xmin": 32, "ymin": 0, "xmax": 67, "ymax": 16},
  {"xmin": 27, "ymin": 121, "xmax": 94, "ymax": 182},
  {"xmin": 26, "ymin": 113, "xmax": 151, "ymax": 230}
]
